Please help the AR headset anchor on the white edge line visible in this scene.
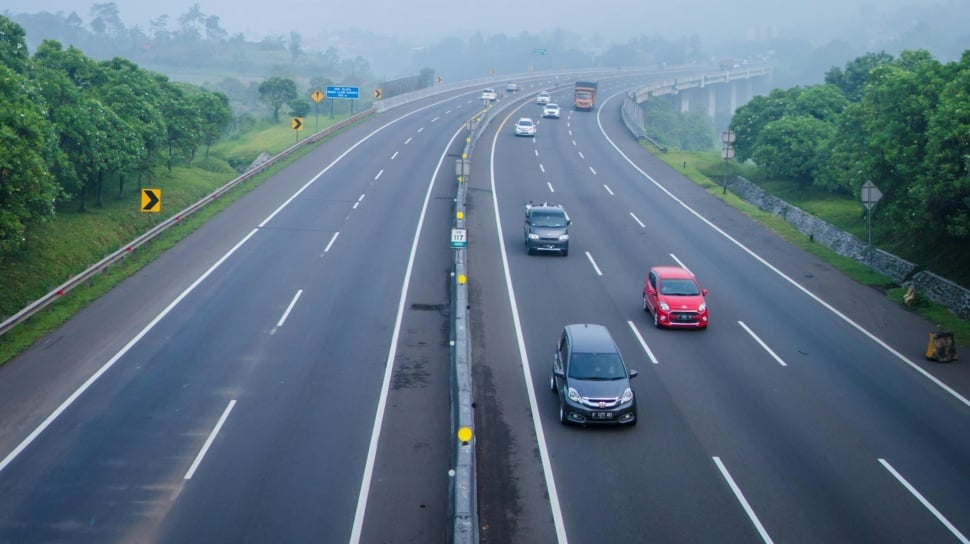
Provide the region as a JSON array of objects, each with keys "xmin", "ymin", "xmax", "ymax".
[
  {"xmin": 348, "ymin": 122, "xmax": 467, "ymax": 544},
  {"xmin": 276, "ymin": 289, "xmax": 303, "ymax": 328},
  {"xmin": 713, "ymin": 456, "xmax": 775, "ymax": 544},
  {"xmin": 594, "ymin": 92, "xmax": 970, "ymax": 410},
  {"xmin": 879, "ymin": 458, "xmax": 970, "ymax": 544},
  {"xmin": 627, "ymin": 321, "xmax": 659, "ymax": 365},
  {"xmin": 738, "ymin": 321, "xmax": 788, "ymax": 367},
  {"xmin": 184, "ymin": 399, "xmax": 237, "ymax": 480},
  {"xmin": 491, "ymin": 108, "xmax": 570, "ymax": 544}
]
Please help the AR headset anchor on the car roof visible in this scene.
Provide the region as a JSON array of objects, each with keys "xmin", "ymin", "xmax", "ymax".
[
  {"xmin": 517, "ymin": 118, "xmax": 534, "ymax": 123},
  {"xmin": 564, "ymin": 323, "xmax": 618, "ymax": 353},
  {"xmin": 652, "ymin": 266, "xmax": 695, "ymax": 279}
]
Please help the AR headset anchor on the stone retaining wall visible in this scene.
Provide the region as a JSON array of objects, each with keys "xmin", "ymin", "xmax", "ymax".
[{"xmin": 728, "ymin": 176, "xmax": 970, "ymax": 321}]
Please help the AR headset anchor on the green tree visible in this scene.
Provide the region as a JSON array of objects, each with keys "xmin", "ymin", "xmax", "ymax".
[
  {"xmin": 288, "ymin": 97, "xmax": 311, "ymax": 118},
  {"xmin": 752, "ymin": 116, "xmax": 834, "ymax": 186},
  {"xmin": 917, "ymin": 51, "xmax": 970, "ymax": 239},
  {"xmin": 194, "ymin": 90, "xmax": 233, "ymax": 158},
  {"xmin": 157, "ymin": 78, "xmax": 203, "ymax": 170},
  {"xmin": 258, "ymin": 76, "xmax": 297, "ymax": 122},
  {"xmin": 824, "ymin": 51, "xmax": 894, "ymax": 102},
  {"xmin": 0, "ymin": 16, "xmax": 30, "ymax": 74},
  {"xmin": 0, "ymin": 63, "xmax": 59, "ymax": 256}
]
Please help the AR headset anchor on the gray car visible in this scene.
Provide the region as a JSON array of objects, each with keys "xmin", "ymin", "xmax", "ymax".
[
  {"xmin": 524, "ymin": 202, "xmax": 570, "ymax": 256},
  {"xmin": 551, "ymin": 324, "xmax": 638, "ymax": 426}
]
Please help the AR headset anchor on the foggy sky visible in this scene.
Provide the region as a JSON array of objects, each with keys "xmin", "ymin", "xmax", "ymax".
[{"xmin": 1, "ymin": 0, "xmax": 947, "ymax": 45}]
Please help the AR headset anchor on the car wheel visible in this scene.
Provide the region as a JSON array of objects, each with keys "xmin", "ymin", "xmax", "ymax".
[
  {"xmin": 642, "ymin": 294, "xmax": 649, "ymax": 312},
  {"xmin": 550, "ymin": 375, "xmax": 556, "ymax": 393},
  {"xmin": 559, "ymin": 402, "xmax": 568, "ymax": 425},
  {"xmin": 527, "ymin": 247, "xmax": 535, "ymax": 255},
  {"xmin": 653, "ymin": 309, "xmax": 661, "ymax": 329},
  {"xmin": 628, "ymin": 407, "xmax": 638, "ymax": 426},
  {"xmin": 561, "ymin": 249, "xmax": 568, "ymax": 257}
]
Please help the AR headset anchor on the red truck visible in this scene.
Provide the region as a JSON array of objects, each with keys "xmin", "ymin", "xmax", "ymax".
[{"xmin": 574, "ymin": 81, "xmax": 598, "ymax": 111}]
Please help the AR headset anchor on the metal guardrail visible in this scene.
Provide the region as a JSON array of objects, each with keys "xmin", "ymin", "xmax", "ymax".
[{"xmin": 0, "ymin": 109, "xmax": 376, "ymax": 338}]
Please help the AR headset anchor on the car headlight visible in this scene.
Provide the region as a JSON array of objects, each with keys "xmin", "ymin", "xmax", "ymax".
[
  {"xmin": 660, "ymin": 302, "xmax": 669, "ymax": 311},
  {"xmin": 567, "ymin": 387, "xmax": 581, "ymax": 402},
  {"xmin": 620, "ymin": 388, "xmax": 634, "ymax": 404},
  {"xmin": 528, "ymin": 233, "xmax": 539, "ymax": 240},
  {"xmin": 558, "ymin": 234, "xmax": 569, "ymax": 241},
  {"xmin": 698, "ymin": 303, "xmax": 706, "ymax": 313}
]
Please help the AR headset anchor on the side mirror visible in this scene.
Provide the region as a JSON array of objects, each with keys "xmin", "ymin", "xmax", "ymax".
[
  {"xmin": 566, "ymin": 219, "xmax": 572, "ymax": 226},
  {"xmin": 554, "ymin": 368, "xmax": 565, "ymax": 378},
  {"xmin": 629, "ymin": 369, "xmax": 639, "ymax": 379},
  {"xmin": 702, "ymin": 288, "xmax": 709, "ymax": 296}
]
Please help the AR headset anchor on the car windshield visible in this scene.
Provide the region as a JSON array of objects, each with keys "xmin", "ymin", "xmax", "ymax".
[
  {"xmin": 568, "ymin": 353, "xmax": 626, "ymax": 380},
  {"xmin": 660, "ymin": 278, "xmax": 700, "ymax": 296},
  {"xmin": 518, "ymin": 121, "xmax": 533, "ymax": 127},
  {"xmin": 531, "ymin": 211, "xmax": 566, "ymax": 227}
]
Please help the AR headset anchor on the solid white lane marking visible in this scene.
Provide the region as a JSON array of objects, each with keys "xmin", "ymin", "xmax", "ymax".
[
  {"xmin": 184, "ymin": 400, "xmax": 236, "ymax": 480},
  {"xmin": 713, "ymin": 456, "xmax": 775, "ymax": 544},
  {"xmin": 629, "ymin": 213, "xmax": 645, "ymax": 228},
  {"xmin": 603, "ymin": 184, "xmax": 614, "ymax": 196},
  {"xmin": 738, "ymin": 321, "xmax": 788, "ymax": 367},
  {"xmin": 627, "ymin": 321, "xmax": 659, "ymax": 365},
  {"xmin": 879, "ymin": 458, "xmax": 970, "ymax": 544}
]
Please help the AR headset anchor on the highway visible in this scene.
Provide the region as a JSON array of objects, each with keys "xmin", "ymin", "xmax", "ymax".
[
  {"xmin": 467, "ymin": 81, "xmax": 970, "ymax": 543},
  {"xmin": 0, "ymin": 84, "xmax": 507, "ymax": 542},
  {"xmin": 0, "ymin": 72, "xmax": 968, "ymax": 544}
]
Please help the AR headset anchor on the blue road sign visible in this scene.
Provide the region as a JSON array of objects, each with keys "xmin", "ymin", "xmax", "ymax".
[{"xmin": 326, "ymin": 85, "xmax": 360, "ymax": 99}]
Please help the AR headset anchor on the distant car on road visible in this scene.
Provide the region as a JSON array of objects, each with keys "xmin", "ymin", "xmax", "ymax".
[
  {"xmin": 536, "ymin": 91, "xmax": 551, "ymax": 105},
  {"xmin": 642, "ymin": 266, "xmax": 709, "ymax": 329},
  {"xmin": 481, "ymin": 88, "xmax": 497, "ymax": 102},
  {"xmin": 542, "ymin": 103, "xmax": 561, "ymax": 119},
  {"xmin": 514, "ymin": 117, "xmax": 536, "ymax": 137},
  {"xmin": 506, "ymin": 82, "xmax": 519, "ymax": 93}
]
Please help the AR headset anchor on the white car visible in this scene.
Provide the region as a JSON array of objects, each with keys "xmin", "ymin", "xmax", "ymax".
[
  {"xmin": 536, "ymin": 91, "xmax": 551, "ymax": 105},
  {"xmin": 514, "ymin": 118, "xmax": 536, "ymax": 137},
  {"xmin": 542, "ymin": 103, "xmax": 561, "ymax": 119},
  {"xmin": 481, "ymin": 88, "xmax": 497, "ymax": 102},
  {"xmin": 506, "ymin": 82, "xmax": 518, "ymax": 93}
]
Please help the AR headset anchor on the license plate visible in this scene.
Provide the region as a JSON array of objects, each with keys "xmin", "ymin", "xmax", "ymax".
[{"xmin": 592, "ymin": 412, "xmax": 613, "ymax": 419}]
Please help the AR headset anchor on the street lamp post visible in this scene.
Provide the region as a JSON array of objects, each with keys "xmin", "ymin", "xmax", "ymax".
[{"xmin": 720, "ymin": 130, "xmax": 736, "ymax": 194}]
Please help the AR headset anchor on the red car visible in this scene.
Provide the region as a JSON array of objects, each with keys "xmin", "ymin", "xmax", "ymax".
[{"xmin": 642, "ymin": 266, "xmax": 709, "ymax": 329}]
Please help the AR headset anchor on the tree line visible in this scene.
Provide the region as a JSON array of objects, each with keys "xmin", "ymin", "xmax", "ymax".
[
  {"xmin": 729, "ymin": 49, "xmax": 970, "ymax": 252},
  {"xmin": 0, "ymin": 15, "xmax": 234, "ymax": 257}
]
